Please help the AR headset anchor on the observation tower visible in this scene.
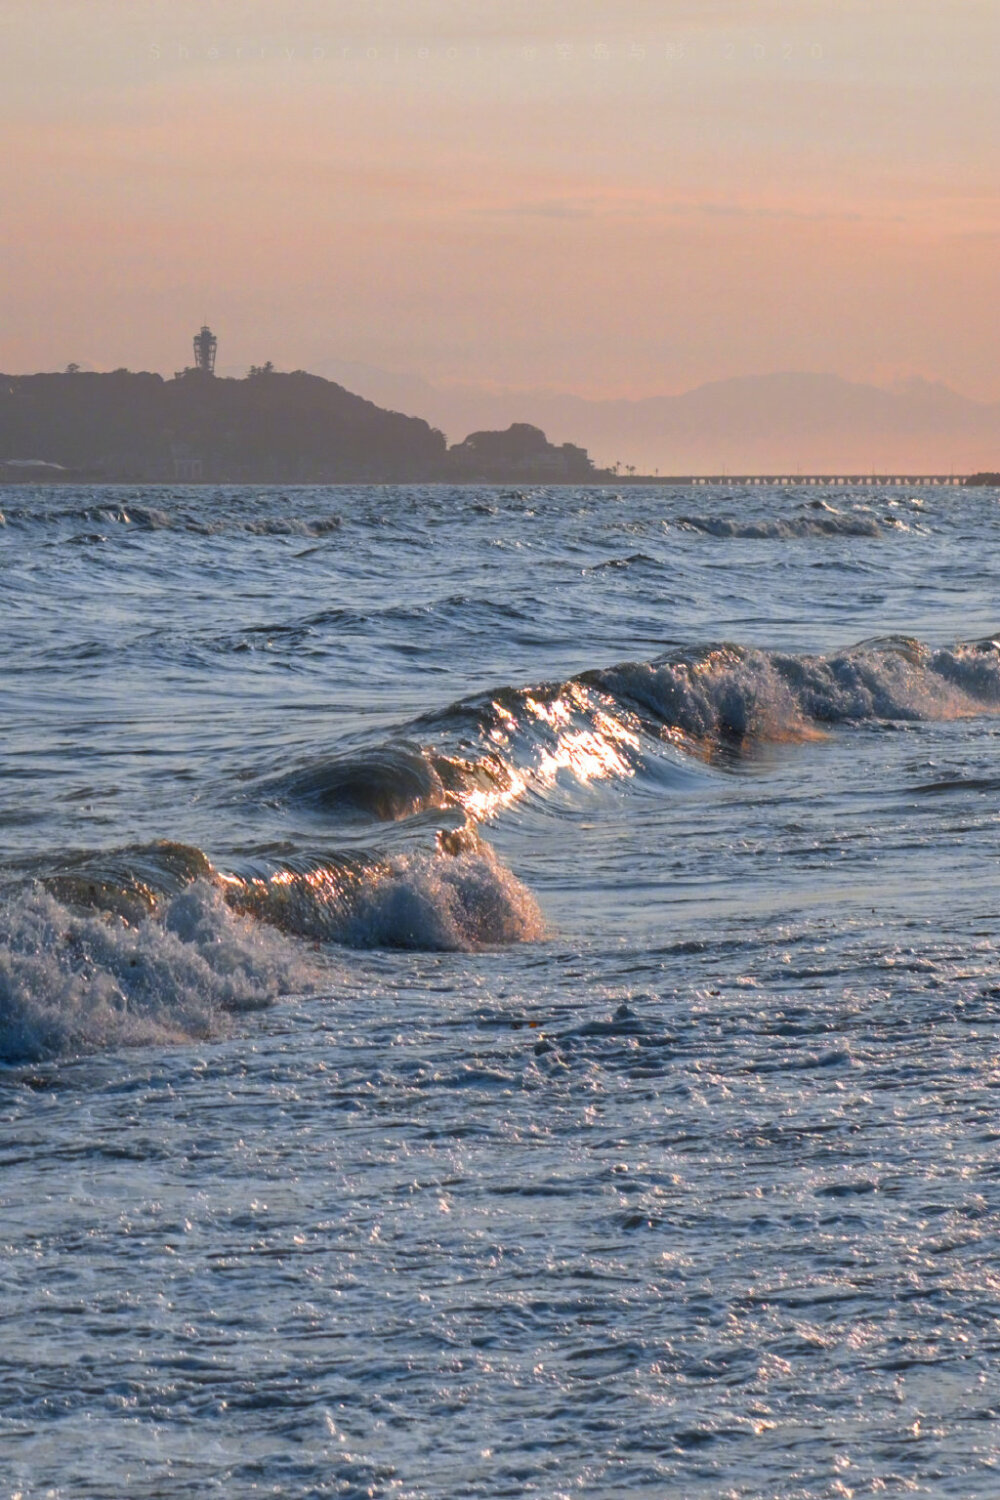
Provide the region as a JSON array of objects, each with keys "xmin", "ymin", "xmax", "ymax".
[{"xmin": 192, "ymin": 324, "xmax": 217, "ymax": 375}]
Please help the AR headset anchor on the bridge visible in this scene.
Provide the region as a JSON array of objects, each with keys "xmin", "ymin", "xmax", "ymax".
[{"xmin": 680, "ymin": 475, "xmax": 963, "ymax": 488}]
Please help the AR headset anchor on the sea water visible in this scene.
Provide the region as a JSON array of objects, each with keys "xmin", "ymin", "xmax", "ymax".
[{"xmin": 2, "ymin": 482, "xmax": 1000, "ymax": 1497}]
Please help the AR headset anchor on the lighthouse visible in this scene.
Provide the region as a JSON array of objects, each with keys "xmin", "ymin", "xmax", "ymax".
[{"xmin": 192, "ymin": 324, "xmax": 217, "ymax": 375}]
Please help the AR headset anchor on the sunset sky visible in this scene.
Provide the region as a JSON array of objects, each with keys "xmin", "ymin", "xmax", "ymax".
[{"xmin": 2, "ymin": 1, "xmax": 998, "ymax": 399}]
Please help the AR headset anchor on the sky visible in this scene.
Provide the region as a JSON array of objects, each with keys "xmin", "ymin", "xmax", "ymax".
[{"xmin": 2, "ymin": 0, "xmax": 998, "ymax": 399}]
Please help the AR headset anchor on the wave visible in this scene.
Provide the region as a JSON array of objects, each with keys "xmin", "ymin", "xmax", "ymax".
[
  {"xmin": 0, "ymin": 498, "xmax": 342, "ymax": 540},
  {"xmin": 590, "ymin": 636, "xmax": 1000, "ymax": 743},
  {"xmin": 256, "ymin": 635, "xmax": 1000, "ymax": 834},
  {"xmin": 0, "ymin": 880, "xmax": 317, "ymax": 1065},
  {"xmin": 0, "ymin": 836, "xmax": 544, "ymax": 1062},
  {"xmin": 679, "ymin": 508, "xmax": 882, "ymax": 539},
  {"xmin": 35, "ymin": 836, "xmax": 543, "ymax": 952},
  {"xmin": 587, "ymin": 552, "xmax": 659, "ymax": 572},
  {"xmin": 238, "ymin": 514, "xmax": 342, "ymax": 537},
  {"xmin": 222, "ymin": 839, "xmax": 544, "ymax": 952},
  {"xmin": 6, "ymin": 632, "xmax": 997, "ymax": 1062},
  {"xmin": 260, "ymin": 740, "xmax": 526, "ymax": 825}
]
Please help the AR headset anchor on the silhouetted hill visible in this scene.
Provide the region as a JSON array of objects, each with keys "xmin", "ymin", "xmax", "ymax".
[
  {"xmin": 448, "ymin": 423, "xmax": 596, "ymax": 481},
  {"xmin": 0, "ymin": 369, "xmax": 449, "ymax": 482},
  {"xmin": 0, "ymin": 370, "xmax": 606, "ymax": 484},
  {"xmin": 12, "ymin": 362, "xmax": 984, "ymax": 481}
]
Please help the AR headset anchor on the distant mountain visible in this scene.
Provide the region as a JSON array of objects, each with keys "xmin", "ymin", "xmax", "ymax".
[{"xmin": 309, "ymin": 364, "xmax": 1000, "ymax": 474}]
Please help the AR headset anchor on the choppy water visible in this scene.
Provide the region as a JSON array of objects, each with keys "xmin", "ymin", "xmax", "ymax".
[{"xmin": 2, "ymin": 481, "xmax": 1000, "ymax": 1497}]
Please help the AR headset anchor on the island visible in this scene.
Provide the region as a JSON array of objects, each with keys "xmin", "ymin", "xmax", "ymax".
[{"xmin": 0, "ymin": 367, "xmax": 608, "ymax": 485}]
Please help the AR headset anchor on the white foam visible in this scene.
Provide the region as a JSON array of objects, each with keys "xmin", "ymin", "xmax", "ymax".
[
  {"xmin": 0, "ymin": 881, "xmax": 319, "ymax": 1064},
  {"xmin": 605, "ymin": 648, "xmax": 810, "ymax": 743},
  {"xmin": 343, "ymin": 847, "xmax": 545, "ymax": 950},
  {"xmin": 602, "ymin": 638, "xmax": 1000, "ymax": 747}
]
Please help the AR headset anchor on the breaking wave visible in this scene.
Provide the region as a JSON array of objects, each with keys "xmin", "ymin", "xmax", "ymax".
[
  {"xmin": 0, "ymin": 839, "xmax": 544, "ymax": 1062},
  {"xmin": 222, "ymin": 841, "xmax": 544, "ymax": 952},
  {"xmin": 5, "ymin": 632, "xmax": 997, "ymax": 1062},
  {"xmin": 259, "ymin": 634, "xmax": 1000, "ymax": 833},
  {"xmin": 590, "ymin": 635, "xmax": 1000, "ymax": 743},
  {"xmin": 0, "ymin": 880, "xmax": 318, "ymax": 1065}
]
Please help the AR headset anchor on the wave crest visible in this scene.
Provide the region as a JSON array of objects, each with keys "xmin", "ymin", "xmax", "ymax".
[
  {"xmin": 679, "ymin": 509, "xmax": 882, "ymax": 539},
  {"xmin": 0, "ymin": 836, "xmax": 545, "ymax": 1061},
  {"xmin": 248, "ymin": 637, "xmax": 1000, "ymax": 842},
  {"xmin": 223, "ymin": 843, "xmax": 545, "ymax": 952}
]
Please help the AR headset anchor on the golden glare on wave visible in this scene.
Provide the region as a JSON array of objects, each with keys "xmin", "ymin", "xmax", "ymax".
[
  {"xmin": 532, "ymin": 698, "xmax": 640, "ymax": 787},
  {"xmin": 451, "ymin": 684, "xmax": 644, "ymax": 822},
  {"xmin": 456, "ymin": 767, "xmax": 529, "ymax": 823},
  {"xmin": 218, "ymin": 862, "xmax": 364, "ymax": 935}
]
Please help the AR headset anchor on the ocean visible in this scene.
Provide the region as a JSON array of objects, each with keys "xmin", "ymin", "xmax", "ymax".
[{"xmin": 2, "ymin": 481, "xmax": 1000, "ymax": 1498}]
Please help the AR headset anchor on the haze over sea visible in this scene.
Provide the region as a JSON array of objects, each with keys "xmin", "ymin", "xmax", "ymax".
[{"xmin": 3, "ymin": 480, "xmax": 1000, "ymax": 1498}]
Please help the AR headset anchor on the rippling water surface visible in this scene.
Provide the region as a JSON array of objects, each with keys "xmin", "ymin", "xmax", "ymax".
[{"xmin": 3, "ymin": 482, "xmax": 1000, "ymax": 1497}]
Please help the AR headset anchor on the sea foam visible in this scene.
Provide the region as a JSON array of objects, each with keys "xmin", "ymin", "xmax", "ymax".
[{"xmin": 0, "ymin": 881, "xmax": 318, "ymax": 1064}]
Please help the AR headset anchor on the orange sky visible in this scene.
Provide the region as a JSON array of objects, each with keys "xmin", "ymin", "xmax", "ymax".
[{"xmin": 2, "ymin": 0, "xmax": 998, "ymax": 398}]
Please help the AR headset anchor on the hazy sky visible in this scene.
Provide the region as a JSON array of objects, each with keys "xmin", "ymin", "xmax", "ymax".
[{"xmin": 2, "ymin": 1, "xmax": 998, "ymax": 397}]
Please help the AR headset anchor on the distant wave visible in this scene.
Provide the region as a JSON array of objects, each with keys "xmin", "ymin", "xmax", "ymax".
[
  {"xmin": 0, "ymin": 499, "xmax": 342, "ymax": 540},
  {"xmin": 679, "ymin": 507, "xmax": 882, "ymax": 539},
  {"xmin": 587, "ymin": 552, "xmax": 659, "ymax": 572}
]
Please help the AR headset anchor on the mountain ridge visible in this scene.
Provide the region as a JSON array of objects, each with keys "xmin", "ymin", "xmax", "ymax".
[{"xmin": 309, "ymin": 361, "xmax": 999, "ymax": 474}]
